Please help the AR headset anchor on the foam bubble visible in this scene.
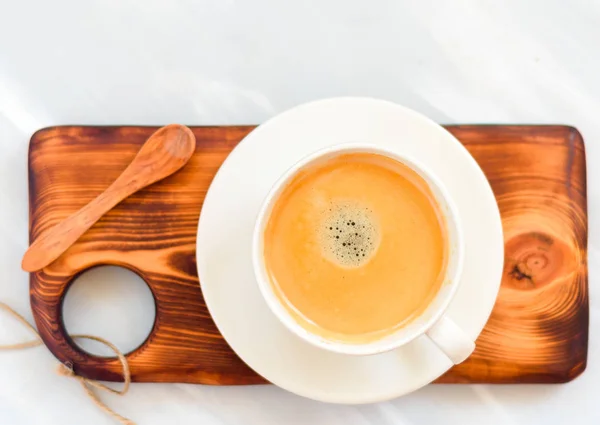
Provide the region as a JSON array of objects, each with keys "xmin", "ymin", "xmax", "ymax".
[{"xmin": 319, "ymin": 201, "xmax": 380, "ymax": 268}]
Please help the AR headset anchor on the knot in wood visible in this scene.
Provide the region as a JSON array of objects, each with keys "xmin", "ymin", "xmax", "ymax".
[{"xmin": 503, "ymin": 232, "xmax": 576, "ymax": 290}]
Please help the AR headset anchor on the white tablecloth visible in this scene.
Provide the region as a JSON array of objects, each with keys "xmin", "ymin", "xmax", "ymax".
[{"xmin": 0, "ymin": 0, "xmax": 598, "ymax": 423}]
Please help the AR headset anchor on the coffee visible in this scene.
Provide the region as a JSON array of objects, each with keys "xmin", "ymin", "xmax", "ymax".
[{"xmin": 263, "ymin": 152, "xmax": 448, "ymax": 343}]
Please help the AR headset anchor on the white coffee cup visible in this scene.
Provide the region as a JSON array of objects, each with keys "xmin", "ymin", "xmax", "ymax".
[{"xmin": 252, "ymin": 144, "xmax": 475, "ymax": 364}]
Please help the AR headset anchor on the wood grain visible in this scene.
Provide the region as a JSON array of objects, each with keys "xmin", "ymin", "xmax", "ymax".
[{"xmin": 28, "ymin": 125, "xmax": 588, "ymax": 385}]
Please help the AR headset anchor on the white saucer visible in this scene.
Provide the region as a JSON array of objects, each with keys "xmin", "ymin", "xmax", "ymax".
[{"xmin": 196, "ymin": 97, "xmax": 504, "ymax": 404}]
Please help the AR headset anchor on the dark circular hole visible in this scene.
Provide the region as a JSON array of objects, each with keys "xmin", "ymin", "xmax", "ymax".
[{"xmin": 62, "ymin": 266, "xmax": 156, "ymax": 357}]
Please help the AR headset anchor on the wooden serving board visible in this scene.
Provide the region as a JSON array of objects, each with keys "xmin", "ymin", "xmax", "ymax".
[{"xmin": 28, "ymin": 125, "xmax": 588, "ymax": 385}]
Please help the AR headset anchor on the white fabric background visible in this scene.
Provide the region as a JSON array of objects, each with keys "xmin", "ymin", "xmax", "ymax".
[{"xmin": 0, "ymin": 0, "xmax": 598, "ymax": 423}]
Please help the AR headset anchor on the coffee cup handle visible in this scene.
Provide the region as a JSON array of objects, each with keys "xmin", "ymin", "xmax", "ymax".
[{"xmin": 426, "ymin": 316, "xmax": 475, "ymax": 364}]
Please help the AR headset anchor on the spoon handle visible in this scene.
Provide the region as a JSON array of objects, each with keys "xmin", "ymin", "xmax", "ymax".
[{"xmin": 21, "ymin": 178, "xmax": 140, "ymax": 272}]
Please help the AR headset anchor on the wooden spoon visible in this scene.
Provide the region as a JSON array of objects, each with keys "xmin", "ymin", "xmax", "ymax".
[{"xmin": 21, "ymin": 124, "xmax": 196, "ymax": 272}]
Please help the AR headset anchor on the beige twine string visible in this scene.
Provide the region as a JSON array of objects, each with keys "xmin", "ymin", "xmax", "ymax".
[{"xmin": 0, "ymin": 302, "xmax": 135, "ymax": 425}]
